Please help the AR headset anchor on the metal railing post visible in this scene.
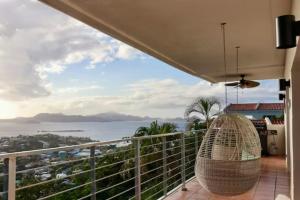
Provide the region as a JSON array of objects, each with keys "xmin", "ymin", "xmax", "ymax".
[
  {"xmin": 134, "ymin": 139, "xmax": 141, "ymax": 200},
  {"xmin": 162, "ymin": 136, "xmax": 167, "ymax": 196},
  {"xmin": 2, "ymin": 158, "xmax": 8, "ymax": 200},
  {"xmin": 195, "ymin": 131, "xmax": 199, "ymax": 156},
  {"xmin": 90, "ymin": 146, "xmax": 96, "ymax": 200},
  {"xmin": 8, "ymin": 157, "xmax": 16, "ymax": 200},
  {"xmin": 181, "ymin": 133, "xmax": 187, "ymax": 191}
]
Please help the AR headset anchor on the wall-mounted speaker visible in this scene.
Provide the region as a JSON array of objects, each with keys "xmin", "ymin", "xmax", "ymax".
[
  {"xmin": 279, "ymin": 79, "xmax": 290, "ymax": 91},
  {"xmin": 276, "ymin": 15, "xmax": 300, "ymax": 49},
  {"xmin": 279, "ymin": 93, "xmax": 285, "ymax": 100}
]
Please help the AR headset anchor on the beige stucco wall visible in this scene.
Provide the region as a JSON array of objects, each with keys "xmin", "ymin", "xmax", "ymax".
[
  {"xmin": 265, "ymin": 118, "xmax": 285, "ymax": 156},
  {"xmin": 283, "ymin": 1, "xmax": 300, "ymax": 199}
]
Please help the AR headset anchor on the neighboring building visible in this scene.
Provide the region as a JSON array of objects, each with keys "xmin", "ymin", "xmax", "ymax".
[
  {"xmin": 252, "ymin": 118, "xmax": 285, "ymax": 156},
  {"xmin": 226, "ymin": 103, "xmax": 285, "ymax": 156},
  {"xmin": 265, "ymin": 117, "xmax": 285, "ymax": 156},
  {"xmin": 226, "ymin": 103, "xmax": 284, "ymax": 120}
]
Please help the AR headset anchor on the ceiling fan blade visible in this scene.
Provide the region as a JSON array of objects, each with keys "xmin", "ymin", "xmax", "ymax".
[
  {"xmin": 225, "ymin": 82, "xmax": 239, "ymax": 86},
  {"xmin": 242, "ymin": 80, "xmax": 260, "ymax": 88}
]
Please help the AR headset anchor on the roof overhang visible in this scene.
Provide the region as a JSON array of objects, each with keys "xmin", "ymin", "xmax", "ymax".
[{"xmin": 40, "ymin": 0, "xmax": 291, "ymax": 83}]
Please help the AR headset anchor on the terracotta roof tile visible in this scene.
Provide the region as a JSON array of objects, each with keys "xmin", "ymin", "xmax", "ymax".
[
  {"xmin": 251, "ymin": 119, "xmax": 266, "ymax": 126},
  {"xmin": 227, "ymin": 103, "xmax": 284, "ymax": 111},
  {"xmin": 226, "ymin": 103, "xmax": 258, "ymax": 111},
  {"xmin": 271, "ymin": 119, "xmax": 284, "ymax": 125},
  {"xmin": 257, "ymin": 103, "xmax": 284, "ymax": 110}
]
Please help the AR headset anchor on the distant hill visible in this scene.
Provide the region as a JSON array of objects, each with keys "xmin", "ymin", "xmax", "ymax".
[{"xmin": 0, "ymin": 112, "xmax": 184, "ymax": 123}]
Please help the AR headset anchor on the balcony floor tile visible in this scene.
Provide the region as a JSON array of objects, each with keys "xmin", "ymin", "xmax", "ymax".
[{"xmin": 164, "ymin": 156, "xmax": 290, "ymax": 200}]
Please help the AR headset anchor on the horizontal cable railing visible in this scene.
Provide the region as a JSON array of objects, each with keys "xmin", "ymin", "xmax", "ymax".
[{"xmin": 0, "ymin": 129, "xmax": 205, "ymax": 200}]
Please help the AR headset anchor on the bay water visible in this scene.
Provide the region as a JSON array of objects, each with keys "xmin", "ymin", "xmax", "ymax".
[{"xmin": 0, "ymin": 120, "xmax": 186, "ymax": 141}]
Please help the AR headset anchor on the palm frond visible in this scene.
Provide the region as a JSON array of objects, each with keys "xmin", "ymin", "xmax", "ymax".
[{"xmin": 184, "ymin": 96, "xmax": 221, "ymax": 127}]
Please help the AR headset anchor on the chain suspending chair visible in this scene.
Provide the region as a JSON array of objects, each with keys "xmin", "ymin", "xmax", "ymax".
[{"xmin": 195, "ymin": 113, "xmax": 261, "ymax": 196}]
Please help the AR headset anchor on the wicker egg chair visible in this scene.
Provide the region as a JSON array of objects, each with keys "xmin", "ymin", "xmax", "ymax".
[{"xmin": 195, "ymin": 113, "xmax": 261, "ymax": 196}]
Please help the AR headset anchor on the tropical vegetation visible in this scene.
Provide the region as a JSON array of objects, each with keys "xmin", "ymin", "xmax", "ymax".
[
  {"xmin": 134, "ymin": 120, "xmax": 177, "ymax": 137},
  {"xmin": 0, "ymin": 121, "xmax": 204, "ymax": 200},
  {"xmin": 185, "ymin": 97, "xmax": 221, "ymax": 129}
]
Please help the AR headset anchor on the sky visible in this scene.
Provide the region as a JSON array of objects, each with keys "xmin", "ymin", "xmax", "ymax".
[{"xmin": 0, "ymin": 0, "xmax": 280, "ymax": 119}]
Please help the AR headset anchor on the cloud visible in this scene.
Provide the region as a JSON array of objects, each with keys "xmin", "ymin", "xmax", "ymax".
[
  {"xmin": 11, "ymin": 79, "xmax": 278, "ymax": 118},
  {"xmin": 126, "ymin": 79, "xmax": 278, "ymax": 109},
  {"xmin": 56, "ymin": 85, "xmax": 103, "ymax": 94},
  {"xmin": 115, "ymin": 43, "xmax": 142, "ymax": 60},
  {"xmin": 0, "ymin": 0, "xmax": 142, "ymax": 100}
]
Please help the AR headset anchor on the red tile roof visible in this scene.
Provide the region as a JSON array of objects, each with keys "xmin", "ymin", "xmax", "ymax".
[
  {"xmin": 271, "ymin": 119, "xmax": 284, "ymax": 125},
  {"xmin": 251, "ymin": 119, "xmax": 284, "ymax": 125},
  {"xmin": 258, "ymin": 103, "xmax": 284, "ymax": 110},
  {"xmin": 227, "ymin": 103, "xmax": 284, "ymax": 111},
  {"xmin": 226, "ymin": 103, "xmax": 258, "ymax": 111},
  {"xmin": 251, "ymin": 119, "xmax": 266, "ymax": 126}
]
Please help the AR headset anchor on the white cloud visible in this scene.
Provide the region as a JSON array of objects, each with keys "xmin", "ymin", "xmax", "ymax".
[
  {"xmin": 37, "ymin": 64, "xmax": 66, "ymax": 74},
  {"xmin": 56, "ymin": 85, "xmax": 102, "ymax": 94},
  {"xmin": 10, "ymin": 79, "xmax": 278, "ymax": 118},
  {"xmin": 116, "ymin": 43, "xmax": 141, "ymax": 60},
  {"xmin": 0, "ymin": 0, "xmax": 142, "ymax": 100},
  {"xmin": 125, "ymin": 79, "xmax": 278, "ymax": 110}
]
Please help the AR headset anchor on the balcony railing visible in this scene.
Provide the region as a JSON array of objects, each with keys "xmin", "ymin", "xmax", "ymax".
[{"xmin": 0, "ymin": 130, "xmax": 205, "ymax": 200}]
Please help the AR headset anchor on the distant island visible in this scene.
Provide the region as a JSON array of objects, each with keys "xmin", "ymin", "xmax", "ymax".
[{"xmin": 0, "ymin": 112, "xmax": 184, "ymax": 123}]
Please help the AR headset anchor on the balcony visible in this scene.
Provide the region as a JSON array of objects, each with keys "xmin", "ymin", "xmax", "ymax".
[
  {"xmin": 0, "ymin": 131, "xmax": 290, "ymax": 200},
  {"xmin": 165, "ymin": 157, "xmax": 290, "ymax": 200},
  {"xmin": 0, "ymin": 131, "xmax": 204, "ymax": 200}
]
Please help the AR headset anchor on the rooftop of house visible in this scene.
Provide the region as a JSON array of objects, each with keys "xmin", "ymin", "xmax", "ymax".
[
  {"xmin": 226, "ymin": 103, "xmax": 284, "ymax": 112},
  {"xmin": 251, "ymin": 119, "xmax": 284, "ymax": 126}
]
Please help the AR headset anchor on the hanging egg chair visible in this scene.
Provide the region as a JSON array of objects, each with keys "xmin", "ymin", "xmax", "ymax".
[{"xmin": 195, "ymin": 113, "xmax": 261, "ymax": 196}]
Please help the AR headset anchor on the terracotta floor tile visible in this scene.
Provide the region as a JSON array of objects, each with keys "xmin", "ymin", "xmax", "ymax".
[{"xmin": 164, "ymin": 156, "xmax": 290, "ymax": 200}]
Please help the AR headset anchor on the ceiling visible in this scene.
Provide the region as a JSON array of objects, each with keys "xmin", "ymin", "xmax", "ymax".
[{"xmin": 40, "ymin": 0, "xmax": 291, "ymax": 82}]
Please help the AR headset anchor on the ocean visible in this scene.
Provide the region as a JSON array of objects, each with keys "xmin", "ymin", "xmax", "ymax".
[{"xmin": 0, "ymin": 120, "xmax": 187, "ymax": 141}]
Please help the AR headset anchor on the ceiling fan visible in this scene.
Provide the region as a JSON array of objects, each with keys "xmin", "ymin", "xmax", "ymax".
[
  {"xmin": 225, "ymin": 74, "xmax": 260, "ymax": 89},
  {"xmin": 224, "ymin": 46, "xmax": 260, "ymax": 89}
]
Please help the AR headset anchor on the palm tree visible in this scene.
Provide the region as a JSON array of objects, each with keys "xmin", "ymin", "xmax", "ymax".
[
  {"xmin": 186, "ymin": 118, "xmax": 206, "ymax": 131},
  {"xmin": 160, "ymin": 122, "xmax": 177, "ymax": 134},
  {"xmin": 185, "ymin": 97, "xmax": 221, "ymax": 129},
  {"xmin": 134, "ymin": 120, "xmax": 177, "ymax": 137},
  {"xmin": 134, "ymin": 126, "xmax": 150, "ymax": 137},
  {"xmin": 133, "ymin": 121, "xmax": 178, "ymax": 191}
]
